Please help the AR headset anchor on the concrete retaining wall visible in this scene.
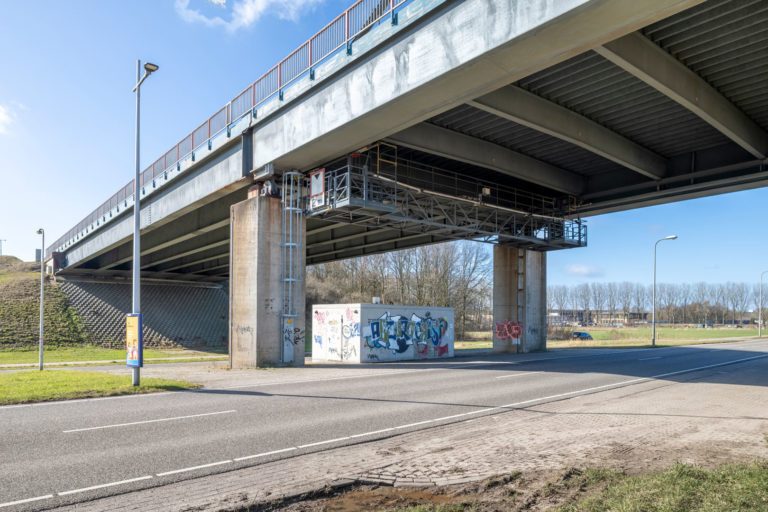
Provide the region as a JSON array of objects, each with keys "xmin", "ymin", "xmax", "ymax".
[{"xmin": 58, "ymin": 280, "xmax": 228, "ymax": 348}]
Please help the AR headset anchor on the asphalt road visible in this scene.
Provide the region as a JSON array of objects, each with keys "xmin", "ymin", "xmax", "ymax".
[{"xmin": 2, "ymin": 340, "xmax": 767, "ymax": 511}]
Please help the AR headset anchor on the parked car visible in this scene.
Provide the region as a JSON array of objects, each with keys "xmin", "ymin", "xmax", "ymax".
[{"xmin": 571, "ymin": 331, "xmax": 593, "ymax": 340}]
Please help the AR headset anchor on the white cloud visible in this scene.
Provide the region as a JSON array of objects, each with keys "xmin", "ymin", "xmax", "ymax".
[
  {"xmin": 176, "ymin": 0, "xmax": 325, "ymax": 31},
  {"xmin": 0, "ymin": 105, "xmax": 14, "ymax": 135},
  {"xmin": 566, "ymin": 264, "xmax": 604, "ymax": 278}
]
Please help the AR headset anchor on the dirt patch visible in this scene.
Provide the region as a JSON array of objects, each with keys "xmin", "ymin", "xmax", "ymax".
[{"xmin": 237, "ymin": 468, "xmax": 622, "ymax": 512}]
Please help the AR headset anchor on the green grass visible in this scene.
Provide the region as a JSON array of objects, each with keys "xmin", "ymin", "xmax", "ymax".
[
  {"xmin": 578, "ymin": 326, "xmax": 757, "ymax": 341},
  {"xmin": 0, "ymin": 272, "xmax": 88, "ymax": 347},
  {"xmin": 455, "ymin": 340, "xmax": 492, "ymax": 350},
  {"xmin": 560, "ymin": 463, "xmax": 768, "ymax": 512},
  {"xmin": 550, "ymin": 326, "xmax": 759, "ymax": 349},
  {"xmin": 453, "ymin": 327, "xmax": 760, "ymax": 351},
  {"xmin": 0, "ymin": 346, "xmax": 226, "ymax": 366},
  {"xmin": 0, "ymin": 370, "xmax": 199, "ymax": 405}
]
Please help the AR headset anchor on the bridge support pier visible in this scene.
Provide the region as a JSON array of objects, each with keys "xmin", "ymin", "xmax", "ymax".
[
  {"xmin": 492, "ymin": 246, "xmax": 547, "ymax": 353},
  {"xmin": 229, "ymin": 185, "xmax": 306, "ymax": 368}
]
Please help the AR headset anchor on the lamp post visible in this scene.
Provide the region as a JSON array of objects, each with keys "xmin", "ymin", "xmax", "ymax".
[
  {"xmin": 652, "ymin": 235, "xmax": 678, "ymax": 347},
  {"xmin": 130, "ymin": 60, "xmax": 159, "ymax": 386},
  {"xmin": 0, "ymin": 239, "xmax": 6, "ymax": 256},
  {"xmin": 760, "ymin": 271, "xmax": 768, "ymax": 338},
  {"xmin": 36, "ymin": 229, "xmax": 44, "ymax": 370}
]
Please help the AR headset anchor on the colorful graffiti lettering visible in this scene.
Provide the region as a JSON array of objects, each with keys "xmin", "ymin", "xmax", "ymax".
[
  {"xmin": 495, "ymin": 320, "xmax": 522, "ymax": 341},
  {"xmin": 364, "ymin": 312, "xmax": 450, "ymax": 356}
]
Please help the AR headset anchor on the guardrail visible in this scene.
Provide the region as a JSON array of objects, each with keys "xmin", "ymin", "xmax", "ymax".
[{"xmin": 48, "ymin": 0, "xmax": 412, "ymax": 257}]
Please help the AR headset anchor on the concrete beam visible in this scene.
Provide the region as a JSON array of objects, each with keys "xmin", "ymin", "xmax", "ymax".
[
  {"xmin": 160, "ymin": 251, "xmax": 229, "ymax": 273},
  {"xmin": 596, "ymin": 31, "xmax": 768, "ymax": 159},
  {"xmin": 103, "ymin": 218, "xmax": 229, "ymax": 270},
  {"xmin": 470, "ymin": 86, "xmax": 667, "ymax": 180},
  {"xmin": 148, "ymin": 246, "xmax": 229, "ymax": 272},
  {"xmin": 141, "ymin": 236, "xmax": 229, "ymax": 270},
  {"xmin": 386, "ymin": 123, "xmax": 585, "ymax": 195},
  {"xmin": 254, "ymin": 0, "xmax": 704, "ymax": 176}
]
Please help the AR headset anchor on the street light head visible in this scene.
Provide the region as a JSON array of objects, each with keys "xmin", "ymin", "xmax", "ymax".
[
  {"xmin": 144, "ymin": 62, "xmax": 159, "ymax": 74},
  {"xmin": 36, "ymin": 228, "xmax": 44, "ymax": 235},
  {"xmin": 665, "ymin": 235, "xmax": 678, "ymax": 240}
]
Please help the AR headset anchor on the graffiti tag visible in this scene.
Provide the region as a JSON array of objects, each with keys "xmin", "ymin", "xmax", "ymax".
[
  {"xmin": 283, "ymin": 327, "xmax": 304, "ymax": 346},
  {"xmin": 495, "ymin": 320, "xmax": 522, "ymax": 341}
]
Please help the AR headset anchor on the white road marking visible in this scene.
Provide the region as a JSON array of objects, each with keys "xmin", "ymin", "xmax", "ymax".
[
  {"xmin": 233, "ymin": 447, "xmax": 297, "ymax": 462},
  {"xmin": 495, "ymin": 371, "xmax": 543, "ymax": 380},
  {"xmin": 156, "ymin": 460, "xmax": 232, "ymax": 477},
  {"xmin": 639, "ymin": 356, "xmax": 662, "ymax": 361},
  {"xmin": 0, "ymin": 495, "xmax": 54, "ymax": 508},
  {"xmin": 298, "ymin": 436, "xmax": 352, "ymax": 449},
  {"xmin": 5, "ymin": 341, "xmax": 768, "ymax": 411},
  {"xmin": 63, "ymin": 409, "xmax": 236, "ymax": 433},
  {"xmin": 4, "ymin": 351, "xmax": 767, "ymax": 508},
  {"xmin": 58, "ymin": 476, "xmax": 153, "ymax": 496}
]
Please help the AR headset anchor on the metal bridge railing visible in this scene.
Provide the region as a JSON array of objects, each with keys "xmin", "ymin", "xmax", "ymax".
[{"xmin": 48, "ymin": 0, "xmax": 414, "ymax": 257}]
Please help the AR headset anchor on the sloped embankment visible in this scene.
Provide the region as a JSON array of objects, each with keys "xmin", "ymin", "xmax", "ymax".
[{"xmin": 0, "ymin": 256, "xmax": 87, "ymax": 348}]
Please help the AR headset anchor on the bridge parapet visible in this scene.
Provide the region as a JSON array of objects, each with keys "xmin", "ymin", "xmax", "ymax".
[{"xmin": 48, "ymin": 0, "xmax": 445, "ymax": 259}]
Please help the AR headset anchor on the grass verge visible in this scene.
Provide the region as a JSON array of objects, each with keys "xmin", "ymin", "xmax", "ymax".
[
  {"xmin": 560, "ymin": 463, "xmax": 768, "ymax": 512},
  {"xmin": 271, "ymin": 463, "xmax": 768, "ymax": 512},
  {"xmin": 0, "ymin": 370, "xmax": 199, "ymax": 405},
  {"xmin": 0, "ymin": 346, "xmax": 226, "ymax": 366}
]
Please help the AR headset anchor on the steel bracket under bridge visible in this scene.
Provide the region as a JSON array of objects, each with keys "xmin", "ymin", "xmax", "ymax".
[{"xmin": 305, "ymin": 153, "xmax": 587, "ymax": 251}]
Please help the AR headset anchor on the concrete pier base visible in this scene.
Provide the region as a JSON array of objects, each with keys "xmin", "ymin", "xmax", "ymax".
[
  {"xmin": 229, "ymin": 185, "xmax": 305, "ymax": 368},
  {"xmin": 492, "ymin": 246, "xmax": 547, "ymax": 353}
]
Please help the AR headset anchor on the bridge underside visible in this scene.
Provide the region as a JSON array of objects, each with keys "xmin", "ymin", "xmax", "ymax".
[
  {"xmin": 59, "ymin": 0, "xmax": 767, "ymax": 284},
  {"xmin": 49, "ymin": 0, "xmax": 768, "ymax": 364}
]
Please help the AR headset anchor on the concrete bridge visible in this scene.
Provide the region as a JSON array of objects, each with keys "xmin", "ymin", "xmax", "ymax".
[{"xmin": 47, "ymin": 0, "xmax": 768, "ymax": 365}]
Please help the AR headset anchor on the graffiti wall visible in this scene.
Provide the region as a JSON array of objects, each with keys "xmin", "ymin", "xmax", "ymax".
[{"xmin": 311, "ymin": 304, "xmax": 454, "ymax": 362}]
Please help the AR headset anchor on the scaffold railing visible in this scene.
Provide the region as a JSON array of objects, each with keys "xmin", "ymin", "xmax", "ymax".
[{"xmin": 306, "ymin": 147, "xmax": 587, "ymax": 250}]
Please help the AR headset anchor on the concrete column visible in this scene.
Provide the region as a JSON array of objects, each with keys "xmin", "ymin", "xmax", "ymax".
[
  {"xmin": 492, "ymin": 245, "xmax": 518, "ymax": 353},
  {"xmin": 492, "ymin": 246, "xmax": 547, "ymax": 353},
  {"xmin": 523, "ymin": 250, "xmax": 547, "ymax": 352},
  {"xmin": 229, "ymin": 184, "xmax": 306, "ymax": 367}
]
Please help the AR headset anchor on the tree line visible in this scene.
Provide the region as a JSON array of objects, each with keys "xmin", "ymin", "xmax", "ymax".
[
  {"xmin": 548, "ymin": 282, "xmax": 765, "ymax": 326},
  {"xmin": 307, "ymin": 241, "xmax": 492, "ymax": 337},
  {"xmin": 306, "ymin": 239, "xmax": 766, "ymax": 334}
]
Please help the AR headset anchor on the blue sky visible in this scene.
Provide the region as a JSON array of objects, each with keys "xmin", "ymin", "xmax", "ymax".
[{"xmin": 0, "ymin": 0, "xmax": 765, "ymax": 285}]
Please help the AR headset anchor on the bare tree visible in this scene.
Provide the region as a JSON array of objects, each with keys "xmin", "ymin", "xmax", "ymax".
[
  {"xmin": 679, "ymin": 283, "xmax": 691, "ymax": 324},
  {"xmin": 575, "ymin": 283, "xmax": 591, "ymax": 325},
  {"xmin": 618, "ymin": 282, "xmax": 633, "ymax": 324},
  {"xmin": 550, "ymin": 285, "xmax": 569, "ymax": 324},
  {"xmin": 590, "ymin": 283, "xmax": 607, "ymax": 325},
  {"xmin": 605, "ymin": 282, "xmax": 619, "ymax": 325},
  {"xmin": 691, "ymin": 282, "xmax": 707, "ymax": 324},
  {"xmin": 633, "ymin": 283, "xmax": 647, "ymax": 323}
]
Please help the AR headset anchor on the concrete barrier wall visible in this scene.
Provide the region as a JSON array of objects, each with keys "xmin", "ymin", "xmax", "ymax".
[{"xmin": 58, "ymin": 280, "xmax": 227, "ymax": 348}]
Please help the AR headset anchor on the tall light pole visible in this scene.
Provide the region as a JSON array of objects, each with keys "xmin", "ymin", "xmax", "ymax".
[
  {"xmin": 0, "ymin": 239, "xmax": 6, "ymax": 256},
  {"xmin": 130, "ymin": 60, "xmax": 159, "ymax": 386},
  {"xmin": 760, "ymin": 271, "xmax": 768, "ymax": 338},
  {"xmin": 36, "ymin": 229, "xmax": 44, "ymax": 370},
  {"xmin": 652, "ymin": 235, "xmax": 678, "ymax": 347}
]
